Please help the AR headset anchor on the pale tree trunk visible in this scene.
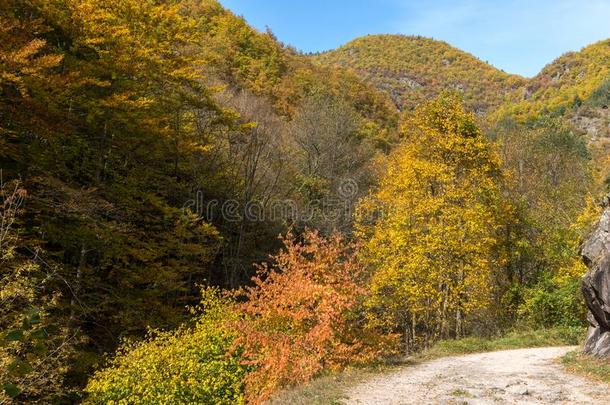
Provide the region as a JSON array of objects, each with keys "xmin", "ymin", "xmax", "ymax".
[{"xmin": 70, "ymin": 242, "xmax": 86, "ymax": 325}]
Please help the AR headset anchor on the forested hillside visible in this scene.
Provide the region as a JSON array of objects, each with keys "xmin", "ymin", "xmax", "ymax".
[
  {"xmin": 496, "ymin": 39, "xmax": 610, "ymax": 120},
  {"xmin": 313, "ymin": 34, "xmax": 527, "ymax": 113},
  {"xmin": 0, "ymin": 0, "xmax": 608, "ymax": 403},
  {"xmin": 0, "ymin": 0, "xmax": 397, "ymax": 401}
]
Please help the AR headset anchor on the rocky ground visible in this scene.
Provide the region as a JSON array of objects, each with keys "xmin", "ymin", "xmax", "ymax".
[{"xmin": 344, "ymin": 347, "xmax": 608, "ymax": 404}]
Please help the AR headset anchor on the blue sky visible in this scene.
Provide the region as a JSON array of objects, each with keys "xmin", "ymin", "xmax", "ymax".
[{"xmin": 219, "ymin": 0, "xmax": 610, "ymax": 77}]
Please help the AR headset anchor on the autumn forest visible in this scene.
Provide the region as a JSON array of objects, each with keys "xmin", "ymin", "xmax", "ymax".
[{"xmin": 2, "ymin": 0, "xmax": 610, "ymax": 403}]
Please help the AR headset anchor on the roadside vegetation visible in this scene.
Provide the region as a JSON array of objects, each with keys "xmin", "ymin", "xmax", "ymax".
[
  {"xmin": 562, "ymin": 351, "xmax": 610, "ymax": 383},
  {"xmin": 421, "ymin": 326, "xmax": 583, "ymax": 359}
]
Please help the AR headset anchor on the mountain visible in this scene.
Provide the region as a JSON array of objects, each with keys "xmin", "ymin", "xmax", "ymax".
[
  {"xmin": 491, "ymin": 40, "xmax": 610, "ymax": 152},
  {"xmin": 312, "ymin": 34, "xmax": 527, "ymax": 113},
  {"xmin": 497, "ymin": 39, "xmax": 610, "ymax": 120}
]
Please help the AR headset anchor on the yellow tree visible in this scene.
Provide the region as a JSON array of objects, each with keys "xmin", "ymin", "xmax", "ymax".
[{"xmin": 356, "ymin": 93, "xmax": 506, "ymax": 349}]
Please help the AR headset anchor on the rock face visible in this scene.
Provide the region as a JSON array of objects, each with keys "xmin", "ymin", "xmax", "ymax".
[{"xmin": 581, "ymin": 204, "xmax": 610, "ymax": 357}]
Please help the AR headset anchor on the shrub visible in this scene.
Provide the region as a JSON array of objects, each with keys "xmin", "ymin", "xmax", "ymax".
[
  {"xmin": 85, "ymin": 289, "xmax": 247, "ymax": 404},
  {"xmin": 518, "ymin": 277, "xmax": 586, "ymax": 328},
  {"xmin": 85, "ymin": 231, "xmax": 396, "ymax": 404},
  {"xmin": 234, "ymin": 230, "xmax": 396, "ymax": 403}
]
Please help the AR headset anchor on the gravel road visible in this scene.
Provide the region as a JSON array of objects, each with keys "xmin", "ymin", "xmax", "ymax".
[{"xmin": 345, "ymin": 346, "xmax": 608, "ymax": 404}]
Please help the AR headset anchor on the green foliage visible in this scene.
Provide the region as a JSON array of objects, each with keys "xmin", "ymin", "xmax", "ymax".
[
  {"xmin": 2, "ymin": 383, "xmax": 20, "ymax": 399},
  {"xmin": 423, "ymin": 326, "xmax": 584, "ymax": 358},
  {"xmin": 562, "ymin": 351, "xmax": 610, "ymax": 383},
  {"xmin": 518, "ymin": 277, "xmax": 586, "ymax": 328},
  {"xmin": 586, "ymin": 78, "xmax": 610, "ymax": 107},
  {"xmin": 488, "ymin": 116, "xmax": 594, "ymax": 330},
  {"xmin": 85, "ymin": 288, "xmax": 247, "ymax": 404}
]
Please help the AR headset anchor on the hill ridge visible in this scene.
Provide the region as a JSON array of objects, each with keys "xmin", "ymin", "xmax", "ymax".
[
  {"xmin": 313, "ymin": 34, "xmax": 610, "ymax": 121},
  {"xmin": 312, "ymin": 34, "xmax": 526, "ymax": 113}
]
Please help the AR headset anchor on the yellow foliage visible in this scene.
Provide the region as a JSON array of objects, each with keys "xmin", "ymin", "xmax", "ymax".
[
  {"xmin": 356, "ymin": 93, "xmax": 507, "ymax": 346},
  {"xmin": 85, "ymin": 288, "xmax": 247, "ymax": 405},
  {"xmin": 315, "ymin": 34, "xmax": 526, "ymax": 113},
  {"xmin": 0, "ymin": 16, "xmax": 63, "ymax": 97},
  {"xmin": 554, "ymin": 197, "xmax": 601, "ymax": 285},
  {"xmin": 494, "ymin": 39, "xmax": 610, "ymax": 121}
]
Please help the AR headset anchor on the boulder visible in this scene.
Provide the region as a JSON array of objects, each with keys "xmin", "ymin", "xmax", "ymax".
[{"xmin": 581, "ymin": 204, "xmax": 610, "ymax": 357}]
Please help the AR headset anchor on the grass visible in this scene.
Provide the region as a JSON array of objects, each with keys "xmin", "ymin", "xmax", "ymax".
[
  {"xmin": 562, "ymin": 350, "xmax": 610, "ymax": 383},
  {"xmin": 419, "ymin": 326, "xmax": 584, "ymax": 360},
  {"xmin": 268, "ymin": 326, "xmax": 584, "ymax": 404},
  {"xmin": 451, "ymin": 388, "xmax": 474, "ymax": 398}
]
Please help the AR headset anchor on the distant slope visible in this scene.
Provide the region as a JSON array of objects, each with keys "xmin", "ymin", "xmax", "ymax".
[
  {"xmin": 312, "ymin": 34, "xmax": 526, "ymax": 113},
  {"xmin": 496, "ymin": 39, "xmax": 610, "ymax": 120},
  {"xmin": 191, "ymin": 2, "xmax": 398, "ymax": 125}
]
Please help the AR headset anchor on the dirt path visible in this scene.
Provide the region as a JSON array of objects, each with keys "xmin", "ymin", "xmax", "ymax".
[{"xmin": 345, "ymin": 346, "xmax": 608, "ymax": 404}]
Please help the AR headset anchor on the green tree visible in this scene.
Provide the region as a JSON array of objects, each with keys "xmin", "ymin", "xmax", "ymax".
[{"xmin": 490, "ymin": 116, "xmax": 594, "ymax": 327}]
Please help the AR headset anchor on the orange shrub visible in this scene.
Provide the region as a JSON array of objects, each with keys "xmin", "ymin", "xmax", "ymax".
[{"xmin": 234, "ymin": 230, "xmax": 396, "ymax": 403}]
